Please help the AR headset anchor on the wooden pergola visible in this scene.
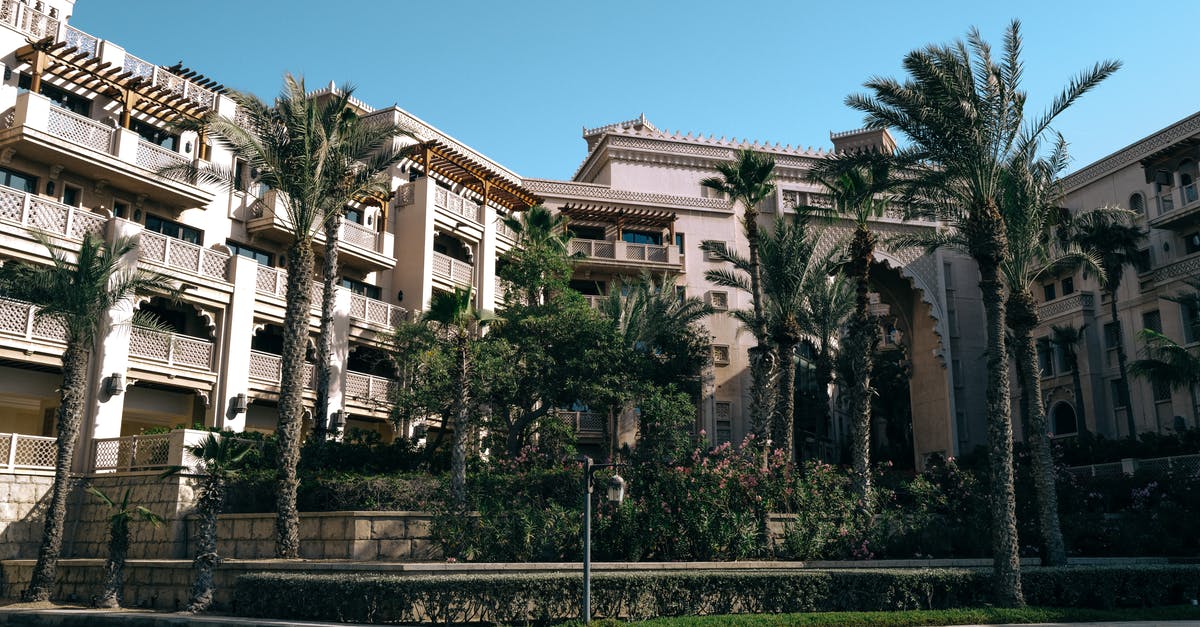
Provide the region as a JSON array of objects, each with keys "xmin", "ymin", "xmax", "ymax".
[
  {"xmin": 14, "ymin": 37, "xmax": 223, "ymax": 156},
  {"xmin": 561, "ymin": 203, "xmax": 678, "ymax": 239},
  {"xmin": 409, "ymin": 140, "xmax": 540, "ymax": 211}
]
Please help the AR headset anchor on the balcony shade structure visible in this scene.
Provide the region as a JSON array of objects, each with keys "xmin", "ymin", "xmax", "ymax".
[
  {"xmin": 561, "ymin": 203, "xmax": 678, "ymax": 239},
  {"xmin": 409, "ymin": 140, "xmax": 541, "ymax": 212}
]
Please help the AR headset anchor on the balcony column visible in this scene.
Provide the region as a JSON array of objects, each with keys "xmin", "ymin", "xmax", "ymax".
[
  {"xmin": 478, "ymin": 181, "xmax": 497, "ymax": 310},
  {"xmin": 27, "ymin": 49, "xmax": 48, "ymax": 94},
  {"xmin": 324, "ymin": 288, "xmax": 351, "ymax": 436},
  {"xmin": 213, "ymin": 255, "xmax": 258, "ymax": 432},
  {"xmin": 78, "ymin": 218, "xmax": 141, "ymax": 469}
]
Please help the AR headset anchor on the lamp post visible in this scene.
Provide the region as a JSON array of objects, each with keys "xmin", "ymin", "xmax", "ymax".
[{"xmin": 580, "ymin": 455, "xmax": 625, "ymax": 624}]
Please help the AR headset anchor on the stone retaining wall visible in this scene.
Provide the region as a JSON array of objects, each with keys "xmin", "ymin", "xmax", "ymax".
[
  {"xmin": 65, "ymin": 474, "xmax": 200, "ymax": 560},
  {"xmin": 192, "ymin": 511, "xmax": 440, "ymax": 561},
  {"xmin": 0, "ymin": 473, "xmax": 55, "ymax": 560}
]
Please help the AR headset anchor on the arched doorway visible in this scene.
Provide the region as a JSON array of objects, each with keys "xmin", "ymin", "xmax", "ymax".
[{"xmin": 1051, "ymin": 401, "xmax": 1078, "ymax": 436}]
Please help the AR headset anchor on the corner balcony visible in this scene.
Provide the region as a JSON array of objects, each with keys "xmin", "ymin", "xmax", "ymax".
[
  {"xmin": 0, "ymin": 92, "xmax": 212, "ymax": 209},
  {"xmin": 568, "ymin": 238, "xmax": 681, "ymax": 273},
  {"xmin": 247, "ymin": 190, "xmax": 394, "ymax": 272},
  {"xmin": 344, "ymin": 370, "xmax": 398, "ymax": 415},
  {"xmin": 348, "ymin": 292, "xmax": 408, "ymax": 332},
  {"xmin": 0, "ymin": 183, "xmax": 107, "ymax": 248},
  {"xmin": 432, "ymin": 251, "xmax": 474, "ymax": 289},
  {"xmin": 248, "ymin": 350, "xmax": 395, "ymax": 413},
  {"xmin": 1149, "ymin": 182, "xmax": 1200, "ymax": 231},
  {"xmin": 1037, "ymin": 291, "xmax": 1096, "ymax": 323}
]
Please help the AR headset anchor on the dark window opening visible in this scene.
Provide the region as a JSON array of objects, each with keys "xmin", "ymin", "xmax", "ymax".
[
  {"xmin": 344, "ymin": 207, "xmax": 364, "ymax": 225},
  {"xmin": 18, "ymin": 74, "xmax": 91, "ymax": 116},
  {"xmin": 1186, "ymin": 233, "xmax": 1200, "ymax": 255},
  {"xmin": 1153, "ymin": 379, "xmax": 1173, "ymax": 402},
  {"xmin": 1104, "ymin": 322, "xmax": 1121, "ymax": 350},
  {"xmin": 341, "ymin": 277, "xmax": 381, "ymax": 300},
  {"xmin": 1043, "ymin": 283, "xmax": 1056, "ymax": 301},
  {"xmin": 1061, "ymin": 277, "xmax": 1074, "ymax": 295},
  {"xmin": 568, "ymin": 225, "xmax": 605, "ymax": 241},
  {"xmin": 622, "ymin": 230, "xmax": 662, "ymax": 245},
  {"xmin": 1143, "ymin": 310, "xmax": 1162, "ymax": 334},
  {"xmin": 128, "ymin": 118, "xmax": 179, "ymax": 150},
  {"xmin": 226, "ymin": 241, "xmax": 273, "ymax": 267},
  {"xmin": 569, "ymin": 279, "xmax": 605, "ymax": 296},
  {"xmin": 1134, "ymin": 248, "xmax": 1153, "ymax": 274},
  {"xmin": 61, "ymin": 184, "xmax": 81, "ymax": 207},
  {"xmin": 1052, "ymin": 403, "xmax": 1078, "ymax": 435},
  {"xmin": 1111, "ymin": 378, "xmax": 1129, "ymax": 408},
  {"xmin": 145, "ymin": 214, "xmax": 201, "ymax": 245},
  {"xmin": 0, "ymin": 166, "xmax": 37, "ymax": 194}
]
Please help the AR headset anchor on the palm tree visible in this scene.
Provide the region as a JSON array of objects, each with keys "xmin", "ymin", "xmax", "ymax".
[
  {"xmin": 165, "ymin": 434, "xmax": 252, "ymax": 613},
  {"xmin": 500, "ymin": 204, "xmax": 573, "ymax": 307},
  {"xmin": 799, "ymin": 256, "xmax": 854, "ymax": 443},
  {"xmin": 0, "ymin": 233, "xmax": 174, "ymax": 603},
  {"xmin": 701, "ymin": 149, "xmax": 778, "ymax": 444},
  {"xmin": 847, "ymin": 20, "xmax": 1120, "ymax": 605},
  {"xmin": 1050, "ymin": 323, "xmax": 1090, "ymax": 435},
  {"xmin": 422, "ymin": 287, "xmax": 487, "ymax": 508},
  {"xmin": 86, "ymin": 486, "xmax": 164, "ymax": 608},
  {"xmin": 1130, "ymin": 329, "xmax": 1200, "ymax": 430},
  {"xmin": 174, "ymin": 76, "xmax": 408, "ymax": 558},
  {"xmin": 1067, "ymin": 209, "xmax": 1147, "ymax": 437},
  {"xmin": 600, "ymin": 272, "xmax": 714, "ymax": 356},
  {"xmin": 997, "ymin": 140, "xmax": 1091, "ymax": 567},
  {"xmin": 804, "ymin": 154, "xmax": 894, "ymax": 505}
]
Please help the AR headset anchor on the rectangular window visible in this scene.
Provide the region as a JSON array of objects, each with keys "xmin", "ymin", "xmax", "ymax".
[
  {"xmin": 226, "ymin": 241, "xmax": 273, "ymax": 266},
  {"xmin": 622, "ymin": 230, "xmax": 662, "ymax": 245},
  {"xmin": 1110, "ymin": 379, "xmax": 1129, "ymax": 409},
  {"xmin": 567, "ymin": 225, "xmax": 605, "ymax": 241},
  {"xmin": 706, "ymin": 290, "xmax": 729, "ymax": 310},
  {"xmin": 1043, "ymin": 283, "xmax": 1057, "ymax": 301},
  {"xmin": 674, "ymin": 286, "xmax": 686, "ymax": 303},
  {"xmin": 128, "ymin": 119, "xmax": 179, "ymax": 150},
  {"xmin": 0, "ymin": 166, "xmax": 37, "ymax": 193},
  {"xmin": 1036, "ymin": 337, "xmax": 1054, "ymax": 377},
  {"xmin": 18, "ymin": 73, "xmax": 91, "ymax": 116},
  {"xmin": 1104, "ymin": 322, "xmax": 1121, "ymax": 350},
  {"xmin": 702, "ymin": 240, "xmax": 728, "ymax": 261},
  {"xmin": 1186, "ymin": 234, "xmax": 1200, "ymax": 255},
  {"xmin": 1153, "ymin": 378, "xmax": 1172, "ymax": 402},
  {"xmin": 113, "ymin": 201, "xmax": 129, "ymax": 219},
  {"xmin": 61, "ymin": 184, "xmax": 81, "ymax": 208},
  {"xmin": 340, "ymin": 277, "xmax": 382, "ymax": 300},
  {"xmin": 1183, "ymin": 301, "xmax": 1200, "ymax": 344},
  {"xmin": 1142, "ymin": 310, "xmax": 1162, "ymax": 334},
  {"xmin": 1133, "ymin": 248, "xmax": 1153, "ymax": 273},
  {"xmin": 144, "ymin": 214, "xmax": 201, "ymax": 245},
  {"xmin": 1061, "ymin": 276, "xmax": 1075, "ymax": 295},
  {"xmin": 714, "ymin": 401, "xmax": 733, "ymax": 444},
  {"xmin": 713, "ymin": 345, "xmax": 731, "ymax": 366},
  {"xmin": 344, "ymin": 207, "xmax": 364, "ymax": 225}
]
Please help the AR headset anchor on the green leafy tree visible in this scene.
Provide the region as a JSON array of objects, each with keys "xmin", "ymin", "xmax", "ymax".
[
  {"xmin": 1050, "ymin": 323, "xmax": 1090, "ymax": 436},
  {"xmin": 847, "ymin": 20, "xmax": 1119, "ymax": 605},
  {"xmin": 701, "ymin": 149, "xmax": 778, "ymax": 445},
  {"xmin": 165, "ymin": 434, "xmax": 252, "ymax": 613},
  {"xmin": 804, "ymin": 154, "xmax": 895, "ymax": 504},
  {"xmin": 500, "ymin": 204, "xmax": 574, "ymax": 307},
  {"xmin": 800, "ymin": 255, "xmax": 854, "ymax": 442},
  {"xmin": 1130, "ymin": 329, "xmax": 1200, "ymax": 430},
  {"xmin": 86, "ymin": 486, "xmax": 165, "ymax": 608},
  {"xmin": 1067, "ymin": 208, "xmax": 1147, "ymax": 437},
  {"xmin": 170, "ymin": 76, "xmax": 408, "ymax": 557},
  {"xmin": 0, "ymin": 233, "xmax": 174, "ymax": 603}
]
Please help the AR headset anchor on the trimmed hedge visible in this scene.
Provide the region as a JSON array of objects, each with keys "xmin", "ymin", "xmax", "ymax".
[{"xmin": 233, "ymin": 566, "xmax": 1200, "ymax": 624}]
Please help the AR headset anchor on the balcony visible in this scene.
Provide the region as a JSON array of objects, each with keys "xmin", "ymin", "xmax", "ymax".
[
  {"xmin": 0, "ymin": 93, "xmax": 212, "ymax": 208},
  {"xmin": 137, "ymin": 230, "xmax": 231, "ymax": 282},
  {"xmin": 1152, "ymin": 253, "xmax": 1200, "ymax": 287},
  {"xmin": 434, "ymin": 187, "xmax": 483, "ymax": 224},
  {"xmin": 0, "ymin": 432, "xmax": 56, "ymax": 475},
  {"xmin": 349, "ymin": 293, "xmax": 407, "ymax": 330},
  {"xmin": 558, "ymin": 410, "xmax": 606, "ymax": 444},
  {"xmin": 0, "ymin": 183, "xmax": 107, "ymax": 246},
  {"xmin": 247, "ymin": 190, "xmax": 393, "ymax": 271},
  {"xmin": 128, "ymin": 326, "xmax": 214, "ymax": 373},
  {"xmin": 568, "ymin": 238, "xmax": 681, "ymax": 273},
  {"xmin": 1149, "ymin": 182, "xmax": 1200, "ymax": 230},
  {"xmin": 344, "ymin": 371, "xmax": 398, "ymax": 411},
  {"xmin": 91, "ymin": 429, "xmax": 246, "ymax": 474},
  {"xmin": 432, "ymin": 251, "xmax": 473, "ymax": 287},
  {"xmin": 0, "ymin": 297, "xmax": 66, "ymax": 366},
  {"xmin": 248, "ymin": 350, "xmax": 314, "ymax": 393},
  {"xmin": 253, "ymin": 265, "xmax": 323, "ymax": 308},
  {"xmin": 1037, "ymin": 291, "xmax": 1096, "ymax": 323}
]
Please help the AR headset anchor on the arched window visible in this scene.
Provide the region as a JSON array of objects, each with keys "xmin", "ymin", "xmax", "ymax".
[
  {"xmin": 1051, "ymin": 402, "xmax": 1078, "ymax": 436},
  {"xmin": 1129, "ymin": 192, "xmax": 1145, "ymax": 215}
]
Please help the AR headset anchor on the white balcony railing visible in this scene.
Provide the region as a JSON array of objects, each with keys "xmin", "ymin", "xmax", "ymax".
[
  {"xmin": 569, "ymin": 238, "xmax": 677, "ymax": 266},
  {"xmin": 248, "ymin": 350, "xmax": 314, "ymax": 389},
  {"xmin": 129, "ymin": 326, "xmax": 214, "ymax": 371},
  {"xmin": 138, "ymin": 230, "xmax": 231, "ymax": 281},
  {"xmin": 47, "ymin": 106, "xmax": 114, "ymax": 154},
  {"xmin": 624, "ymin": 242, "xmax": 670, "ymax": 263},
  {"xmin": 135, "ymin": 138, "xmax": 189, "ymax": 172},
  {"xmin": 253, "ymin": 265, "xmax": 326, "ymax": 308},
  {"xmin": 345, "ymin": 370, "xmax": 398, "ymax": 402},
  {"xmin": 433, "ymin": 186, "xmax": 483, "ymax": 223},
  {"xmin": 340, "ymin": 219, "xmax": 378, "ymax": 251},
  {"xmin": 558, "ymin": 410, "xmax": 606, "ymax": 435},
  {"xmin": 569, "ymin": 238, "xmax": 616, "ymax": 259},
  {"xmin": 0, "ymin": 184, "xmax": 107, "ymax": 242},
  {"xmin": 250, "ymin": 190, "xmax": 384, "ymax": 256},
  {"xmin": 582, "ymin": 295, "xmax": 604, "ymax": 310},
  {"xmin": 496, "ymin": 219, "xmax": 519, "ymax": 241},
  {"xmin": 349, "ymin": 293, "xmax": 407, "ymax": 328},
  {"xmin": 91, "ymin": 429, "xmax": 250, "ymax": 474},
  {"xmin": 0, "ymin": 432, "xmax": 57, "ymax": 473},
  {"xmin": 432, "ymin": 252, "xmax": 474, "ymax": 286},
  {"xmin": 0, "ymin": 0, "xmax": 58, "ymax": 41},
  {"xmin": 0, "ymin": 297, "xmax": 67, "ymax": 343}
]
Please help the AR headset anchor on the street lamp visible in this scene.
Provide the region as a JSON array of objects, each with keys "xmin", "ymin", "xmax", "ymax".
[{"xmin": 580, "ymin": 455, "xmax": 625, "ymax": 624}]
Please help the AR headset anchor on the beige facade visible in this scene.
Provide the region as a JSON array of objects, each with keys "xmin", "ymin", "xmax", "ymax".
[{"xmin": 0, "ymin": 2, "xmax": 1001, "ymax": 481}]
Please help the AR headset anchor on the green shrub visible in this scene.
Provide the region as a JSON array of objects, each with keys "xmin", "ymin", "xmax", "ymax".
[
  {"xmin": 224, "ymin": 469, "xmax": 438, "ymax": 513},
  {"xmin": 233, "ymin": 566, "xmax": 1200, "ymax": 624}
]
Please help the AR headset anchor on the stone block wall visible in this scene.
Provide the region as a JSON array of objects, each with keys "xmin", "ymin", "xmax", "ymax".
[
  {"xmin": 65, "ymin": 473, "xmax": 200, "ymax": 560},
  {"xmin": 192, "ymin": 511, "xmax": 440, "ymax": 561},
  {"xmin": 0, "ymin": 473, "xmax": 55, "ymax": 559}
]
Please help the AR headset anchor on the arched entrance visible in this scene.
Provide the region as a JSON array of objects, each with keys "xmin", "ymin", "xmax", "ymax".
[{"xmin": 1051, "ymin": 401, "xmax": 1078, "ymax": 436}]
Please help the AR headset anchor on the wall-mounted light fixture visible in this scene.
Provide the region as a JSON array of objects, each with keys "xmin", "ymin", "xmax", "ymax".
[
  {"xmin": 104, "ymin": 372, "xmax": 124, "ymax": 396},
  {"xmin": 232, "ymin": 393, "xmax": 248, "ymax": 414},
  {"xmin": 331, "ymin": 410, "xmax": 347, "ymax": 434}
]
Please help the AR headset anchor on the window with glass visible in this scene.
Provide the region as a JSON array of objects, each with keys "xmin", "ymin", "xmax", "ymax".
[
  {"xmin": 1036, "ymin": 337, "xmax": 1054, "ymax": 377},
  {"xmin": 567, "ymin": 225, "xmax": 605, "ymax": 241},
  {"xmin": 61, "ymin": 184, "xmax": 81, "ymax": 208},
  {"xmin": 128, "ymin": 119, "xmax": 179, "ymax": 150},
  {"xmin": 17, "ymin": 74, "xmax": 91, "ymax": 116},
  {"xmin": 1183, "ymin": 301, "xmax": 1200, "ymax": 344},
  {"xmin": 622, "ymin": 230, "xmax": 662, "ymax": 245},
  {"xmin": 0, "ymin": 166, "xmax": 37, "ymax": 194},
  {"xmin": 226, "ymin": 241, "xmax": 273, "ymax": 266},
  {"xmin": 1043, "ymin": 283, "xmax": 1056, "ymax": 301},
  {"xmin": 1110, "ymin": 379, "xmax": 1129, "ymax": 409},
  {"xmin": 1134, "ymin": 248, "xmax": 1153, "ymax": 274},
  {"xmin": 1129, "ymin": 192, "xmax": 1145, "ymax": 215},
  {"xmin": 1104, "ymin": 322, "xmax": 1121, "ymax": 350},
  {"xmin": 340, "ymin": 277, "xmax": 382, "ymax": 300},
  {"xmin": 344, "ymin": 207, "xmax": 365, "ymax": 225},
  {"xmin": 1142, "ymin": 310, "xmax": 1162, "ymax": 334},
  {"xmin": 1061, "ymin": 276, "xmax": 1075, "ymax": 295},
  {"xmin": 1186, "ymin": 233, "xmax": 1200, "ymax": 255},
  {"xmin": 145, "ymin": 215, "xmax": 201, "ymax": 244}
]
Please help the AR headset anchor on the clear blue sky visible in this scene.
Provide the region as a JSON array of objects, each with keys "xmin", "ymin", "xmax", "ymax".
[{"xmin": 71, "ymin": 1, "xmax": 1198, "ymax": 181}]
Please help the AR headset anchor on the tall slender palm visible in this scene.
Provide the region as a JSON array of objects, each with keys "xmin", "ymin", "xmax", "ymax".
[
  {"xmin": 165, "ymin": 434, "xmax": 252, "ymax": 613},
  {"xmin": 0, "ymin": 233, "xmax": 173, "ymax": 602},
  {"xmin": 500, "ymin": 205, "xmax": 573, "ymax": 307},
  {"xmin": 804, "ymin": 154, "xmax": 894, "ymax": 506},
  {"xmin": 174, "ymin": 76, "xmax": 408, "ymax": 557},
  {"xmin": 848, "ymin": 20, "xmax": 1120, "ymax": 605},
  {"xmin": 998, "ymin": 139, "xmax": 1095, "ymax": 567},
  {"xmin": 1130, "ymin": 329, "xmax": 1200, "ymax": 429},
  {"xmin": 1067, "ymin": 209, "xmax": 1147, "ymax": 437},
  {"xmin": 799, "ymin": 255, "xmax": 854, "ymax": 442},
  {"xmin": 422, "ymin": 287, "xmax": 486, "ymax": 508},
  {"xmin": 1050, "ymin": 323, "xmax": 1090, "ymax": 435},
  {"xmin": 701, "ymin": 149, "xmax": 777, "ymax": 444}
]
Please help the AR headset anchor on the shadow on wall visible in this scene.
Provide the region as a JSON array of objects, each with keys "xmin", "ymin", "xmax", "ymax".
[
  {"xmin": 0, "ymin": 474, "xmax": 57, "ymax": 559},
  {"xmin": 63, "ymin": 474, "xmax": 202, "ymax": 560}
]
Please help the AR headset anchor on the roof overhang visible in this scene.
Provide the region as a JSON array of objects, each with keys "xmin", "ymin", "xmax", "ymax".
[
  {"xmin": 561, "ymin": 203, "xmax": 677, "ymax": 229},
  {"xmin": 409, "ymin": 140, "xmax": 540, "ymax": 211}
]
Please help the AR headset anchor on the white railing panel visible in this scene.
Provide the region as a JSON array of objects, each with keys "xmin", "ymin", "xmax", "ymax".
[
  {"xmin": 92, "ymin": 433, "xmax": 172, "ymax": 473},
  {"xmin": 129, "ymin": 326, "xmax": 213, "ymax": 370},
  {"xmin": 340, "ymin": 219, "xmax": 377, "ymax": 251},
  {"xmin": 135, "ymin": 139, "xmax": 189, "ymax": 172},
  {"xmin": 2, "ymin": 432, "xmax": 57, "ymax": 471},
  {"xmin": 47, "ymin": 107, "xmax": 114, "ymax": 154}
]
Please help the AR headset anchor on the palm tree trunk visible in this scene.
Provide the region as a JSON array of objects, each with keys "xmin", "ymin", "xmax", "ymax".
[
  {"xmin": 847, "ymin": 225, "xmax": 876, "ymax": 509},
  {"xmin": 773, "ymin": 341, "xmax": 797, "ymax": 461},
  {"xmin": 98, "ymin": 517, "xmax": 129, "ymax": 608},
  {"xmin": 275, "ymin": 242, "xmax": 315, "ymax": 559},
  {"xmin": 450, "ymin": 333, "xmax": 470, "ymax": 509},
  {"xmin": 978, "ymin": 257, "xmax": 1023, "ymax": 607},
  {"xmin": 23, "ymin": 343, "xmax": 89, "ymax": 602},
  {"xmin": 744, "ymin": 211, "xmax": 773, "ymax": 444},
  {"xmin": 1069, "ymin": 352, "xmax": 1089, "ymax": 436},
  {"xmin": 814, "ymin": 345, "xmax": 833, "ymax": 442},
  {"xmin": 1008, "ymin": 292, "xmax": 1067, "ymax": 566},
  {"xmin": 313, "ymin": 214, "xmax": 342, "ymax": 436},
  {"xmin": 187, "ymin": 476, "xmax": 223, "ymax": 613},
  {"xmin": 1109, "ymin": 293, "xmax": 1136, "ymax": 437}
]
